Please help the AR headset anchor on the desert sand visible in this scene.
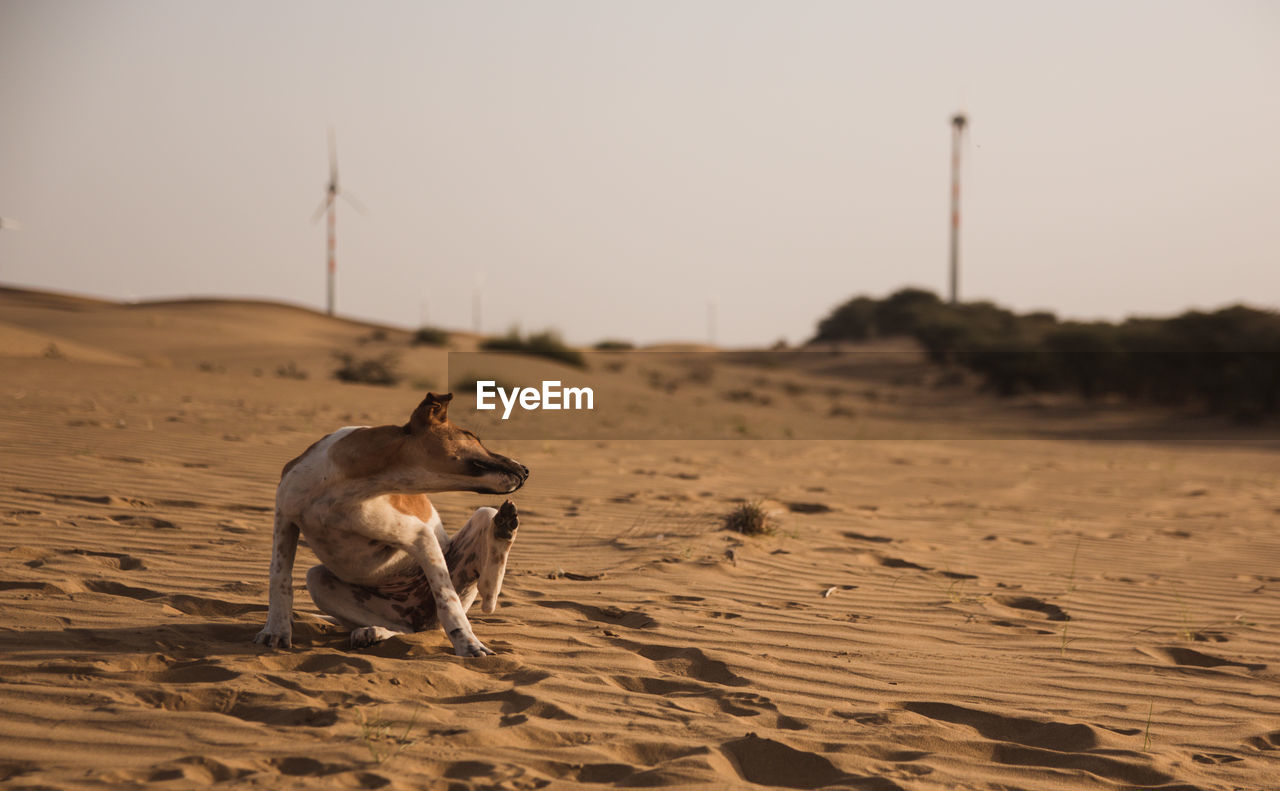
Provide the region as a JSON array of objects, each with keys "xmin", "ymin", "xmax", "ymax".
[{"xmin": 2, "ymin": 286, "xmax": 1278, "ymax": 790}]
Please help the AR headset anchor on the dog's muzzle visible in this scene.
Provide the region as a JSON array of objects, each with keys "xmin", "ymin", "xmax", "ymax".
[{"xmin": 473, "ymin": 456, "xmax": 529, "ymax": 493}]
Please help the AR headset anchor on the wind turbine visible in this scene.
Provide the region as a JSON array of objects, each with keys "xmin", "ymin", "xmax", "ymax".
[
  {"xmin": 948, "ymin": 112, "xmax": 967, "ymax": 305},
  {"xmin": 312, "ymin": 128, "xmax": 365, "ymax": 316}
]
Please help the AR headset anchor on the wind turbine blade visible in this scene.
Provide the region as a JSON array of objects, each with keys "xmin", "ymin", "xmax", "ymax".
[
  {"xmin": 0, "ymin": 217, "xmax": 22, "ymax": 231},
  {"xmin": 340, "ymin": 190, "xmax": 368, "ymax": 216},
  {"xmin": 311, "ymin": 195, "xmax": 332, "ymax": 224}
]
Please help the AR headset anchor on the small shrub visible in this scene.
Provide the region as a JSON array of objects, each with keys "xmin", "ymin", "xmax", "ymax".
[
  {"xmin": 724, "ymin": 501, "xmax": 776, "ymax": 536},
  {"xmin": 333, "ymin": 352, "xmax": 402, "ymax": 387},
  {"xmin": 275, "ymin": 360, "xmax": 308, "ymax": 380},
  {"xmin": 452, "ymin": 373, "xmax": 513, "ymax": 393},
  {"xmin": 411, "ymin": 326, "xmax": 449, "ymax": 347},
  {"xmin": 481, "ymin": 329, "xmax": 585, "ymax": 368},
  {"xmin": 594, "ymin": 339, "xmax": 634, "ymax": 351},
  {"xmin": 723, "ymin": 389, "xmax": 772, "ymax": 405},
  {"xmin": 683, "ymin": 361, "xmax": 714, "ymax": 385}
]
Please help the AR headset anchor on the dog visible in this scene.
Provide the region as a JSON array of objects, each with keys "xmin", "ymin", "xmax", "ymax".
[{"xmin": 253, "ymin": 392, "xmax": 528, "ymax": 657}]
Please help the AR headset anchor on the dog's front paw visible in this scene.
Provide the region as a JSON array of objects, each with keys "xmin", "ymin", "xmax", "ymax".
[
  {"xmin": 448, "ymin": 627, "xmax": 495, "ymax": 657},
  {"xmin": 456, "ymin": 639, "xmax": 495, "ymax": 658},
  {"xmin": 253, "ymin": 627, "xmax": 292, "ymax": 650}
]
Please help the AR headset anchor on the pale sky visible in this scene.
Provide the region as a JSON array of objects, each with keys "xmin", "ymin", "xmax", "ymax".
[{"xmin": 1, "ymin": 1, "xmax": 1277, "ymax": 346}]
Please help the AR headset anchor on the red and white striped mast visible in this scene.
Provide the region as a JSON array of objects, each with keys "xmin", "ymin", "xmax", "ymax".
[
  {"xmin": 312, "ymin": 128, "xmax": 363, "ymax": 316},
  {"xmin": 325, "ymin": 176, "xmax": 337, "ymax": 316},
  {"xmin": 948, "ymin": 112, "xmax": 967, "ymax": 305}
]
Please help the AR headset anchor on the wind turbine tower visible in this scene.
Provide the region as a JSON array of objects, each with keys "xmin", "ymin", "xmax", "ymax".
[
  {"xmin": 312, "ymin": 129, "xmax": 365, "ymax": 316},
  {"xmin": 948, "ymin": 112, "xmax": 967, "ymax": 305},
  {"xmin": 0, "ymin": 217, "xmax": 21, "ymax": 278}
]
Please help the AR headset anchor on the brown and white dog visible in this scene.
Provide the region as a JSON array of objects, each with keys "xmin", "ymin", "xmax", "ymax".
[{"xmin": 253, "ymin": 393, "xmax": 528, "ymax": 657}]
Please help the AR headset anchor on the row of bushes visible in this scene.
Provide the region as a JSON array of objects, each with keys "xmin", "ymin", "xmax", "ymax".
[
  {"xmin": 334, "ymin": 327, "xmax": 590, "ymax": 386},
  {"xmin": 811, "ymin": 288, "xmax": 1280, "ymax": 421},
  {"xmin": 480, "ymin": 329, "xmax": 585, "ymax": 368}
]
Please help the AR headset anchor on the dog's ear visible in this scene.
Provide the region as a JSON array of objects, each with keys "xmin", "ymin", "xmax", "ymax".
[{"xmin": 407, "ymin": 392, "xmax": 454, "ymax": 432}]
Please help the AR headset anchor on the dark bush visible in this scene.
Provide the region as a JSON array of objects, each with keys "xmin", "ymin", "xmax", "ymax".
[
  {"xmin": 810, "ymin": 289, "xmax": 1280, "ymax": 420},
  {"xmin": 481, "ymin": 329, "xmax": 586, "ymax": 368},
  {"xmin": 813, "ymin": 296, "xmax": 879, "ymax": 342},
  {"xmin": 593, "ymin": 339, "xmax": 635, "ymax": 351},
  {"xmin": 812, "ymin": 288, "xmax": 944, "ymax": 342},
  {"xmin": 333, "ymin": 352, "xmax": 402, "ymax": 386},
  {"xmin": 411, "ymin": 326, "xmax": 450, "ymax": 347}
]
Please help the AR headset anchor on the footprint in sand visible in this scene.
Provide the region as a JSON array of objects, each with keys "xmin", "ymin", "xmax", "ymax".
[
  {"xmin": 610, "ymin": 674, "xmax": 713, "ymax": 697},
  {"xmin": 875, "ymin": 555, "xmax": 929, "ymax": 571},
  {"xmin": 83, "ymin": 579, "xmax": 165, "ymax": 601},
  {"xmin": 81, "ymin": 582, "xmax": 263, "ymax": 618},
  {"xmin": 534, "ymin": 600, "xmax": 658, "ymax": 629},
  {"xmin": 896, "ymin": 701, "xmax": 1175, "ymax": 787},
  {"xmin": 842, "ymin": 531, "xmax": 892, "ymax": 543},
  {"xmin": 1191, "ymin": 752, "xmax": 1244, "ymax": 764},
  {"xmin": 145, "ymin": 756, "xmax": 254, "ymax": 784},
  {"xmin": 712, "ymin": 690, "xmax": 776, "ymax": 717},
  {"xmin": 440, "ymin": 689, "xmax": 578, "ymax": 722},
  {"xmin": 993, "ymin": 594, "xmax": 1069, "ymax": 621},
  {"xmin": 611, "ymin": 639, "xmax": 750, "ymax": 687},
  {"xmin": 0, "ymin": 580, "xmax": 66, "ymax": 594},
  {"xmin": 154, "ymin": 662, "xmax": 241, "ymax": 684},
  {"xmin": 717, "ymin": 692, "xmax": 807, "ymax": 729},
  {"xmin": 899, "ymin": 701, "xmax": 1098, "ymax": 751},
  {"xmin": 1139, "ymin": 646, "xmax": 1266, "ymax": 671},
  {"xmin": 986, "ymin": 618, "xmax": 1054, "ymax": 635},
  {"xmin": 63, "ymin": 549, "xmax": 145, "ymax": 570},
  {"xmin": 164, "ymin": 594, "xmax": 267, "ymax": 617},
  {"xmin": 254, "ymin": 651, "xmax": 376, "ymax": 675},
  {"xmin": 225, "ymin": 503, "xmax": 273, "ymax": 514},
  {"xmin": 17, "ymin": 488, "xmax": 152, "ymax": 508},
  {"xmin": 1245, "ymin": 729, "xmax": 1280, "ymax": 750},
  {"xmin": 226, "ymin": 701, "xmax": 340, "ymax": 727},
  {"xmin": 294, "ymin": 654, "xmax": 377, "ymax": 675},
  {"xmin": 720, "ymin": 734, "xmax": 874, "ymax": 790},
  {"xmin": 109, "ymin": 514, "xmax": 178, "ymax": 530},
  {"xmin": 271, "ymin": 757, "xmax": 349, "ymax": 777},
  {"xmin": 786, "ymin": 502, "xmax": 832, "ymax": 514}
]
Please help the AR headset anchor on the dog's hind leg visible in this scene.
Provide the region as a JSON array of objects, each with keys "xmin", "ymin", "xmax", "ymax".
[
  {"xmin": 445, "ymin": 500, "xmax": 519, "ymax": 615},
  {"xmin": 305, "ymin": 502, "xmax": 518, "ymax": 652},
  {"xmin": 305, "ymin": 565, "xmax": 418, "ymax": 648}
]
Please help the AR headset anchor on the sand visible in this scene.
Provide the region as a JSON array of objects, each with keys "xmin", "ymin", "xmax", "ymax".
[{"xmin": 1, "ymin": 287, "xmax": 1278, "ymax": 790}]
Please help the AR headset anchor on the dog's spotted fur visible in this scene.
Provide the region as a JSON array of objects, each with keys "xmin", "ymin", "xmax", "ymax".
[{"xmin": 253, "ymin": 393, "xmax": 528, "ymax": 656}]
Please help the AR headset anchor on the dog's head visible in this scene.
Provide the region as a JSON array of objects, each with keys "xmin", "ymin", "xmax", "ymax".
[{"xmin": 400, "ymin": 393, "xmax": 529, "ymax": 495}]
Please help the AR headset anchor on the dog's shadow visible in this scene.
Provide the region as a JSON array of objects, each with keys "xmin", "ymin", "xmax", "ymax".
[
  {"xmin": 0, "ymin": 616, "xmax": 522, "ymax": 682},
  {"xmin": 0, "ymin": 618, "xmax": 352, "ymax": 676}
]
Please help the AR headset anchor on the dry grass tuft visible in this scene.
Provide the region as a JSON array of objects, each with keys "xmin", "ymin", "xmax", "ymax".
[{"xmin": 724, "ymin": 501, "xmax": 776, "ymax": 536}]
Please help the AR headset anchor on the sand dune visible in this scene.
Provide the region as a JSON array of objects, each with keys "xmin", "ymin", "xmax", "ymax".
[{"xmin": 2, "ymin": 288, "xmax": 1278, "ymax": 789}]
